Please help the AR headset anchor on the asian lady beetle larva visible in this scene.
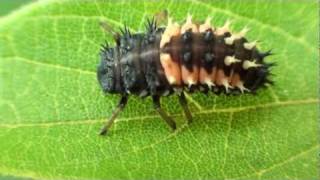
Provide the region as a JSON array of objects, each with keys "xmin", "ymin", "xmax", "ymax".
[{"xmin": 97, "ymin": 15, "xmax": 274, "ymax": 135}]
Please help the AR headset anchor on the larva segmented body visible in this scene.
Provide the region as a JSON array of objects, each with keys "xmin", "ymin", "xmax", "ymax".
[{"xmin": 97, "ymin": 15, "xmax": 274, "ymax": 135}]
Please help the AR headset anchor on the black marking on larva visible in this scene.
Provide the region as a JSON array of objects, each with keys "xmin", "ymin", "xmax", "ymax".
[
  {"xmin": 182, "ymin": 30, "xmax": 192, "ymax": 42},
  {"xmin": 181, "ymin": 30, "xmax": 194, "ymax": 71},
  {"xmin": 191, "ymin": 32, "xmax": 203, "ymax": 73},
  {"xmin": 201, "ymin": 30, "xmax": 215, "ymax": 73},
  {"xmin": 204, "ymin": 52, "xmax": 214, "ymax": 63},
  {"xmin": 232, "ymin": 38, "xmax": 249, "ymax": 78},
  {"xmin": 223, "ymin": 34, "xmax": 238, "ymax": 77},
  {"xmin": 204, "ymin": 30, "xmax": 214, "ymax": 42},
  {"xmin": 213, "ymin": 35, "xmax": 226, "ymax": 63},
  {"xmin": 213, "ymin": 33, "xmax": 230, "ymax": 73},
  {"xmin": 183, "ymin": 52, "xmax": 192, "ymax": 63},
  {"xmin": 97, "ymin": 16, "xmax": 274, "ymax": 135}
]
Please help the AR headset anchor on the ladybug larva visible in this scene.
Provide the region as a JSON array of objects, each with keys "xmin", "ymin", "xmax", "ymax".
[{"xmin": 97, "ymin": 14, "xmax": 274, "ymax": 135}]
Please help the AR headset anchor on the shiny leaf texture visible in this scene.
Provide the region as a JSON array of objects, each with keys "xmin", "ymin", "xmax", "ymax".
[{"xmin": 0, "ymin": 0, "xmax": 318, "ymax": 179}]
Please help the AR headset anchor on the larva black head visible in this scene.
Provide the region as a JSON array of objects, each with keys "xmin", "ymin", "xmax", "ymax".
[
  {"xmin": 98, "ymin": 23, "xmax": 164, "ymax": 97},
  {"xmin": 97, "ymin": 43, "xmax": 123, "ymax": 94}
]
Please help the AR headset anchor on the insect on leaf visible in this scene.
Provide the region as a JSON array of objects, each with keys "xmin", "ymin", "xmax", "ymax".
[{"xmin": 0, "ymin": 0, "xmax": 318, "ymax": 179}]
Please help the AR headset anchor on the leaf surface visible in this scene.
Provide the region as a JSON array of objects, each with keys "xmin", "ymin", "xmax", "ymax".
[{"xmin": 0, "ymin": 0, "xmax": 318, "ymax": 179}]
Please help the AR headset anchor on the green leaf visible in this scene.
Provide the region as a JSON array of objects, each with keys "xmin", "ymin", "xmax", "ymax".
[
  {"xmin": 0, "ymin": 0, "xmax": 33, "ymax": 17},
  {"xmin": 0, "ymin": 0, "xmax": 318, "ymax": 179}
]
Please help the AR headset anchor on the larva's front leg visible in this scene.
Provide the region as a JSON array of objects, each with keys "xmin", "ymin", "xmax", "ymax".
[{"xmin": 99, "ymin": 95, "xmax": 128, "ymax": 135}]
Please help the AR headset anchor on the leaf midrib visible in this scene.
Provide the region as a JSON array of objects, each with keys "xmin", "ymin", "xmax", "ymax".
[
  {"xmin": 0, "ymin": 98, "xmax": 318, "ymax": 128},
  {"xmin": 0, "ymin": 134, "xmax": 318, "ymax": 180}
]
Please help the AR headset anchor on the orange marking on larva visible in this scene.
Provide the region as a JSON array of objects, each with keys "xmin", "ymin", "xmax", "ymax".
[
  {"xmin": 230, "ymin": 73, "xmax": 241, "ymax": 86},
  {"xmin": 199, "ymin": 17, "xmax": 213, "ymax": 33},
  {"xmin": 181, "ymin": 65, "xmax": 199, "ymax": 86},
  {"xmin": 181, "ymin": 14, "xmax": 198, "ymax": 33},
  {"xmin": 200, "ymin": 67, "xmax": 216, "ymax": 87},
  {"xmin": 215, "ymin": 69, "xmax": 228, "ymax": 86},
  {"xmin": 199, "ymin": 68, "xmax": 209, "ymax": 84},
  {"xmin": 160, "ymin": 53, "xmax": 182, "ymax": 85},
  {"xmin": 211, "ymin": 67, "xmax": 217, "ymax": 81},
  {"xmin": 160, "ymin": 18, "xmax": 181, "ymax": 48},
  {"xmin": 215, "ymin": 20, "xmax": 231, "ymax": 36},
  {"xmin": 216, "ymin": 69, "xmax": 233, "ymax": 92},
  {"xmin": 236, "ymin": 81, "xmax": 250, "ymax": 93},
  {"xmin": 225, "ymin": 27, "xmax": 249, "ymax": 45}
]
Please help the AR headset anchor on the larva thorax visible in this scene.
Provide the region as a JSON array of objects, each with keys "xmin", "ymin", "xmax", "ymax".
[{"xmin": 98, "ymin": 21, "xmax": 172, "ymax": 97}]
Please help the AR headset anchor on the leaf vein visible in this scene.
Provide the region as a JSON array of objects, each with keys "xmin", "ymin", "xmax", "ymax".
[{"xmin": 0, "ymin": 99, "xmax": 317, "ymax": 128}]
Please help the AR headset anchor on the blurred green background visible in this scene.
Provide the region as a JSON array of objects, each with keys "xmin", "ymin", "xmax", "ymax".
[
  {"xmin": 0, "ymin": 1, "xmax": 33, "ymax": 180},
  {"xmin": 0, "ymin": 0, "xmax": 32, "ymax": 16}
]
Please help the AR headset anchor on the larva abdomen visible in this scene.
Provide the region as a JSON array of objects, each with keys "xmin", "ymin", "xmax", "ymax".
[{"xmin": 158, "ymin": 16, "xmax": 273, "ymax": 94}]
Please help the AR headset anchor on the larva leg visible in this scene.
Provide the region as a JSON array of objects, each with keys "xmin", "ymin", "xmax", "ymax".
[
  {"xmin": 152, "ymin": 95, "xmax": 176, "ymax": 130},
  {"xmin": 99, "ymin": 20, "xmax": 121, "ymax": 45},
  {"xmin": 154, "ymin": 9, "xmax": 168, "ymax": 25},
  {"xmin": 99, "ymin": 95, "xmax": 128, "ymax": 135},
  {"xmin": 178, "ymin": 92, "xmax": 193, "ymax": 123}
]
